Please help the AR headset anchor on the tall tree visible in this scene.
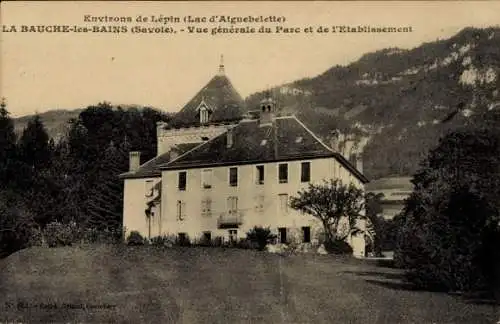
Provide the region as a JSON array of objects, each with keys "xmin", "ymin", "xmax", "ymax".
[
  {"xmin": 18, "ymin": 115, "xmax": 51, "ymax": 172},
  {"xmin": 290, "ymin": 179, "xmax": 365, "ymax": 246},
  {"xmin": 365, "ymin": 192, "xmax": 385, "ymax": 256},
  {"xmin": 0, "ymin": 98, "xmax": 17, "ymax": 189},
  {"xmin": 84, "ymin": 140, "xmax": 128, "ymax": 231}
]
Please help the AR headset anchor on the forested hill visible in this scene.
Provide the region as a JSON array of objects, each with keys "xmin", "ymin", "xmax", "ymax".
[
  {"xmin": 246, "ymin": 26, "xmax": 500, "ymax": 179},
  {"xmin": 13, "ymin": 105, "xmax": 163, "ymax": 141},
  {"xmin": 14, "ymin": 109, "xmax": 83, "ymax": 141}
]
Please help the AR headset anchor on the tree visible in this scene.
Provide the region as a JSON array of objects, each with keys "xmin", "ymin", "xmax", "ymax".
[
  {"xmin": 0, "ymin": 189, "xmax": 37, "ymax": 257},
  {"xmin": 290, "ymin": 179, "xmax": 365, "ymax": 249},
  {"xmin": 0, "ymin": 98, "xmax": 17, "ymax": 189},
  {"xmin": 18, "ymin": 114, "xmax": 51, "ymax": 172},
  {"xmin": 365, "ymin": 192, "xmax": 385, "ymax": 256},
  {"xmin": 84, "ymin": 141, "xmax": 128, "ymax": 231},
  {"xmin": 395, "ymin": 125, "xmax": 500, "ymax": 293}
]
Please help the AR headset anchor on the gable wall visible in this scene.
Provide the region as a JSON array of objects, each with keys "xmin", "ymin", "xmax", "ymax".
[
  {"xmin": 157, "ymin": 124, "xmax": 229, "ymax": 156},
  {"xmin": 123, "ymin": 177, "xmax": 162, "ymax": 238}
]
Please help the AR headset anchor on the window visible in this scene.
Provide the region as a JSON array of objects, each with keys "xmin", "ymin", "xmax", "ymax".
[
  {"xmin": 200, "ymin": 107, "xmax": 209, "ymax": 124},
  {"xmin": 145, "ymin": 180, "xmax": 154, "ymax": 197},
  {"xmin": 255, "ymin": 195, "xmax": 265, "ymax": 213},
  {"xmin": 278, "ymin": 163, "xmax": 288, "ymax": 183},
  {"xmin": 301, "ymin": 162, "xmax": 311, "ymax": 183},
  {"xmin": 201, "ymin": 169, "xmax": 213, "ymax": 189},
  {"xmin": 201, "ymin": 198, "xmax": 212, "ymax": 217},
  {"xmin": 255, "ymin": 165, "xmax": 264, "ymax": 184},
  {"xmin": 229, "ymin": 167, "xmax": 238, "ymax": 187},
  {"xmin": 228, "ymin": 230, "xmax": 237, "ymax": 244},
  {"xmin": 178, "ymin": 233, "xmax": 189, "ymax": 246},
  {"xmin": 177, "ymin": 200, "xmax": 186, "ymax": 221},
  {"xmin": 279, "ymin": 194, "xmax": 289, "ymax": 214},
  {"xmin": 203, "ymin": 231, "xmax": 211, "ymax": 242},
  {"xmin": 178, "ymin": 171, "xmax": 187, "ymax": 191},
  {"xmin": 302, "ymin": 227, "xmax": 311, "ymax": 243},
  {"xmin": 279, "ymin": 227, "xmax": 287, "ymax": 244},
  {"xmin": 227, "ymin": 196, "xmax": 238, "ymax": 214}
]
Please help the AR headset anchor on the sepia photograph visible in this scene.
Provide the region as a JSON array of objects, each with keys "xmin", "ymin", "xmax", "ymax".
[{"xmin": 1, "ymin": 1, "xmax": 500, "ymax": 322}]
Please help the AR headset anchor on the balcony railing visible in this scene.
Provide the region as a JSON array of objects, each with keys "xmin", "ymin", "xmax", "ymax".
[{"xmin": 217, "ymin": 211, "xmax": 244, "ymax": 229}]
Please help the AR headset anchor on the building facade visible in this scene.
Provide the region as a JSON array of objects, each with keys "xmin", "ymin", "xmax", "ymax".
[{"xmin": 120, "ymin": 59, "xmax": 369, "ymax": 257}]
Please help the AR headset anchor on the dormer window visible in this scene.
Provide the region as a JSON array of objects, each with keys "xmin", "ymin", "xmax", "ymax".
[{"xmin": 200, "ymin": 106, "xmax": 209, "ymax": 124}]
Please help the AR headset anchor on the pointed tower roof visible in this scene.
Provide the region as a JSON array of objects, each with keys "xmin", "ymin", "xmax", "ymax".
[{"xmin": 169, "ymin": 56, "xmax": 246, "ymax": 128}]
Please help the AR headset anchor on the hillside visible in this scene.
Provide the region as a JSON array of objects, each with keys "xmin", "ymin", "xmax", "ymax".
[
  {"xmin": 247, "ymin": 26, "xmax": 500, "ymax": 179},
  {"xmin": 14, "ymin": 109, "xmax": 82, "ymax": 141},
  {"xmin": 13, "ymin": 105, "xmax": 166, "ymax": 141}
]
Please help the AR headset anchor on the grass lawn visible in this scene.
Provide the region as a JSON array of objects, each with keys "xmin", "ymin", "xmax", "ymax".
[{"xmin": 0, "ymin": 245, "xmax": 498, "ymax": 323}]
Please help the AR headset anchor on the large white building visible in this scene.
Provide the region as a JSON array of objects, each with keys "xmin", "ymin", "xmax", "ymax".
[{"xmin": 120, "ymin": 60, "xmax": 369, "ymax": 257}]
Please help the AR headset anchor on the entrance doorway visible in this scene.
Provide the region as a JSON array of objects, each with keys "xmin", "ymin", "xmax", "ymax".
[{"xmin": 278, "ymin": 227, "xmax": 287, "ymax": 244}]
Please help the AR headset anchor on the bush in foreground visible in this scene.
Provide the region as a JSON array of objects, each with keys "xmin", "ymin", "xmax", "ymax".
[
  {"xmin": 43, "ymin": 221, "xmax": 80, "ymax": 248},
  {"xmin": 246, "ymin": 226, "xmax": 277, "ymax": 251},
  {"xmin": 126, "ymin": 231, "xmax": 146, "ymax": 246},
  {"xmin": 324, "ymin": 239, "xmax": 354, "ymax": 255}
]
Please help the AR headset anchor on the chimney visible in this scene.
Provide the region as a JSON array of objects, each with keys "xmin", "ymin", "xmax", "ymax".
[
  {"xmin": 329, "ymin": 130, "xmax": 340, "ymax": 151},
  {"xmin": 343, "ymin": 138, "xmax": 355, "ymax": 160},
  {"xmin": 226, "ymin": 127, "xmax": 234, "ymax": 148},
  {"xmin": 259, "ymin": 94, "xmax": 276, "ymax": 127},
  {"xmin": 129, "ymin": 151, "xmax": 141, "ymax": 172},
  {"xmin": 156, "ymin": 121, "xmax": 168, "ymax": 156}
]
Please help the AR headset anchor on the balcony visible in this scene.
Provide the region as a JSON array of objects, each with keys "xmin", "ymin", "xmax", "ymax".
[{"xmin": 217, "ymin": 211, "xmax": 244, "ymax": 229}]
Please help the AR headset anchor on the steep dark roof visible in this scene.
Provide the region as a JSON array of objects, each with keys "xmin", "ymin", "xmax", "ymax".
[
  {"xmin": 160, "ymin": 116, "xmax": 369, "ymax": 183},
  {"xmin": 169, "ymin": 74, "xmax": 246, "ymax": 128},
  {"xmin": 120, "ymin": 142, "xmax": 201, "ymax": 179}
]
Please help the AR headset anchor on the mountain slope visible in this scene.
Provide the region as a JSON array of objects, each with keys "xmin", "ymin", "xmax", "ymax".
[
  {"xmin": 246, "ymin": 26, "xmax": 500, "ymax": 179},
  {"xmin": 14, "ymin": 109, "xmax": 83, "ymax": 141}
]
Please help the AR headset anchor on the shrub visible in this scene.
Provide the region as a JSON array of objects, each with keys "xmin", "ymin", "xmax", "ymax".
[
  {"xmin": 151, "ymin": 235, "xmax": 175, "ymax": 247},
  {"xmin": 246, "ymin": 226, "xmax": 277, "ymax": 251},
  {"xmin": 211, "ymin": 236, "xmax": 224, "ymax": 248},
  {"xmin": 176, "ymin": 234, "xmax": 191, "ymax": 247},
  {"xmin": 43, "ymin": 221, "xmax": 80, "ymax": 248},
  {"xmin": 324, "ymin": 239, "xmax": 353, "ymax": 255},
  {"xmin": 126, "ymin": 231, "xmax": 145, "ymax": 246},
  {"xmin": 28, "ymin": 226, "xmax": 45, "ymax": 247},
  {"xmin": 0, "ymin": 192, "xmax": 37, "ymax": 257},
  {"xmin": 235, "ymin": 238, "xmax": 258, "ymax": 250},
  {"xmin": 81, "ymin": 227, "xmax": 123, "ymax": 245}
]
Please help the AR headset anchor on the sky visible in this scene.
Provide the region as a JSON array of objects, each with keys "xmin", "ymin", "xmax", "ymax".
[{"xmin": 1, "ymin": 1, "xmax": 500, "ymax": 117}]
